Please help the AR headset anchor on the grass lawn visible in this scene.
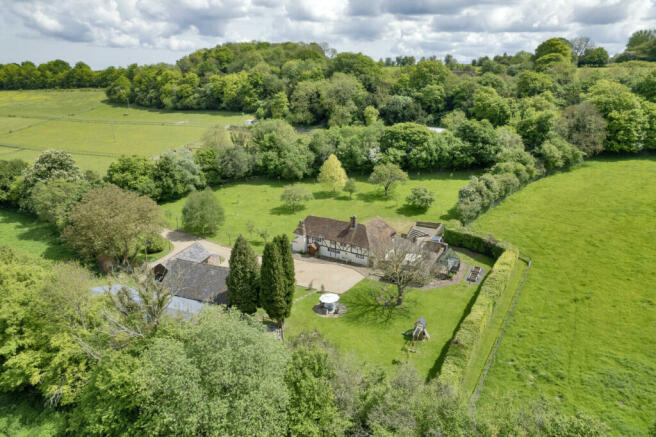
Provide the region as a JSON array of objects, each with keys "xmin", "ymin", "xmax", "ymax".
[
  {"xmin": 161, "ymin": 170, "xmax": 477, "ymax": 254},
  {"xmin": 0, "ymin": 90, "xmax": 251, "ymax": 173},
  {"xmin": 471, "ymin": 156, "xmax": 656, "ymax": 436},
  {"xmin": 285, "ymin": 250, "xmax": 494, "ymax": 379},
  {"xmin": 0, "ymin": 209, "xmax": 74, "ymax": 261}
]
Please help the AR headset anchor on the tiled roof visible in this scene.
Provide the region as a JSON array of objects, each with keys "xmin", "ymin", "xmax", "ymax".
[
  {"xmin": 294, "ymin": 215, "xmax": 395, "ymax": 250},
  {"xmin": 162, "ymin": 259, "xmax": 230, "ymax": 304},
  {"xmin": 170, "ymin": 242, "xmax": 213, "ymax": 264},
  {"xmin": 294, "ymin": 215, "xmax": 369, "ymax": 248}
]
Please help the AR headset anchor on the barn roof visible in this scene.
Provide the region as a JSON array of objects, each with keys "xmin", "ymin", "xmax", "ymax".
[
  {"xmin": 170, "ymin": 242, "xmax": 213, "ymax": 264},
  {"xmin": 162, "ymin": 259, "xmax": 230, "ymax": 304},
  {"xmin": 90, "ymin": 284, "xmax": 205, "ymax": 319}
]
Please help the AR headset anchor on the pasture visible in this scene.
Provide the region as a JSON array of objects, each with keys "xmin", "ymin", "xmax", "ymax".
[
  {"xmin": 286, "ymin": 245, "xmax": 493, "ymax": 379},
  {"xmin": 472, "ymin": 157, "xmax": 656, "ymax": 435},
  {"xmin": 160, "ymin": 171, "xmax": 477, "ymax": 253},
  {"xmin": 0, "ymin": 90, "xmax": 250, "ymax": 173}
]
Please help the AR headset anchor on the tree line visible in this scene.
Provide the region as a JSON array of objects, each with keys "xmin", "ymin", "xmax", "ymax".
[{"xmin": 2, "ymin": 34, "xmax": 656, "ymax": 226}]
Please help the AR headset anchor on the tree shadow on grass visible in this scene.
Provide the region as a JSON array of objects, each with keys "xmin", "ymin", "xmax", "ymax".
[
  {"xmin": 426, "ymin": 276, "xmax": 486, "ymax": 382},
  {"xmin": 269, "ymin": 204, "xmax": 307, "ymax": 216},
  {"xmin": 396, "ymin": 204, "xmax": 427, "ymax": 217},
  {"xmin": 439, "ymin": 205, "xmax": 460, "ymax": 222},
  {"xmin": 342, "ymin": 283, "xmax": 410, "ymax": 326},
  {"xmin": 356, "ymin": 190, "xmax": 387, "ymax": 203},
  {"xmin": 312, "ymin": 190, "xmax": 337, "ymax": 200},
  {"xmin": 0, "ymin": 209, "xmax": 75, "ymax": 262}
]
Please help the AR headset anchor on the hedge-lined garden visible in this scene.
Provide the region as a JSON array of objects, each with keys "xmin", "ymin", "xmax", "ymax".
[{"xmin": 437, "ymin": 224, "xmax": 520, "ymax": 391}]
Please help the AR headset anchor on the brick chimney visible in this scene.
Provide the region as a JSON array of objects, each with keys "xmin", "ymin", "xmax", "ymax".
[
  {"xmin": 350, "ymin": 216, "xmax": 357, "ymax": 230},
  {"xmin": 299, "ymin": 219, "xmax": 306, "ymax": 235}
]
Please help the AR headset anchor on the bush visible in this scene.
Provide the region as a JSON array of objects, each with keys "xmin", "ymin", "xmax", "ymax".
[
  {"xmin": 142, "ymin": 233, "xmax": 168, "ymax": 254},
  {"xmin": 406, "ymin": 186, "xmax": 435, "ymax": 210}
]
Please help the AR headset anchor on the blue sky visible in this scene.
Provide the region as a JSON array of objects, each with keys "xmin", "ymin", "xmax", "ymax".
[{"xmin": 1, "ymin": 0, "xmax": 654, "ymax": 68}]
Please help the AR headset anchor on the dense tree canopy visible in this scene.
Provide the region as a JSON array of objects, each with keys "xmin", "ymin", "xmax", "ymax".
[{"xmin": 62, "ymin": 184, "xmax": 163, "ymax": 265}]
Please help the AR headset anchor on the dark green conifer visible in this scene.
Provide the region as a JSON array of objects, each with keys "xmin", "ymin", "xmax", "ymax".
[
  {"xmin": 260, "ymin": 240, "xmax": 287, "ymax": 326},
  {"xmin": 274, "ymin": 234, "xmax": 296, "ymax": 318},
  {"xmin": 226, "ymin": 235, "xmax": 260, "ymax": 314}
]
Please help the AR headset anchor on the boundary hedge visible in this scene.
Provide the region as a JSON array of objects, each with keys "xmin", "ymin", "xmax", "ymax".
[{"xmin": 437, "ymin": 222, "xmax": 519, "ymax": 389}]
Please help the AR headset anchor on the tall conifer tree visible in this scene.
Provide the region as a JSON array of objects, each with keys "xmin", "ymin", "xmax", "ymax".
[
  {"xmin": 260, "ymin": 241, "xmax": 287, "ymax": 326},
  {"xmin": 226, "ymin": 235, "xmax": 260, "ymax": 314},
  {"xmin": 274, "ymin": 234, "xmax": 296, "ymax": 318}
]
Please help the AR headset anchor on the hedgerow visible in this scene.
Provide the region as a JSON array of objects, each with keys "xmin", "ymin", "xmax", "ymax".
[{"xmin": 438, "ymin": 224, "xmax": 519, "ymax": 388}]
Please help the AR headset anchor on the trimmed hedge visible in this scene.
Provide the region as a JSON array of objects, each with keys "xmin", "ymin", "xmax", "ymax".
[
  {"xmin": 442, "ymin": 220, "xmax": 510, "ymax": 259},
  {"xmin": 438, "ymin": 224, "xmax": 519, "ymax": 388}
]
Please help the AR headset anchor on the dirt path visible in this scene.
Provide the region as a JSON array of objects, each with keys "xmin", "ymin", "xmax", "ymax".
[{"xmin": 151, "ymin": 229, "xmax": 365, "ymax": 294}]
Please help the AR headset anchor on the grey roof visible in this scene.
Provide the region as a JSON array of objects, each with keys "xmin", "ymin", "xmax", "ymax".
[
  {"xmin": 162, "ymin": 259, "xmax": 230, "ymax": 304},
  {"xmin": 90, "ymin": 284, "xmax": 205, "ymax": 319},
  {"xmin": 170, "ymin": 242, "xmax": 213, "ymax": 264}
]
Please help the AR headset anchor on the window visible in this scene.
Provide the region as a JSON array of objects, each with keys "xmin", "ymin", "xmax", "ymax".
[
  {"xmin": 356, "ymin": 254, "xmax": 365, "ymax": 259},
  {"xmin": 328, "ymin": 248, "xmax": 340, "ymax": 254}
]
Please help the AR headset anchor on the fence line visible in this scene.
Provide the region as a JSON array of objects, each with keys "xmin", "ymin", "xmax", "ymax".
[{"xmin": 472, "ymin": 255, "xmax": 532, "ymax": 403}]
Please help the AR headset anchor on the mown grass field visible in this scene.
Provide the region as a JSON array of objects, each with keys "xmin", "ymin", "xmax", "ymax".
[
  {"xmin": 472, "ymin": 157, "xmax": 656, "ymax": 436},
  {"xmin": 286, "ymin": 246, "xmax": 493, "ymax": 379},
  {"xmin": 161, "ymin": 171, "xmax": 477, "ymax": 253},
  {"xmin": 0, "ymin": 90, "xmax": 250, "ymax": 173}
]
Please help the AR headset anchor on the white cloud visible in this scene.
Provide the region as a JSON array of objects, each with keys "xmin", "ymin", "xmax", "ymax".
[{"xmin": 0, "ymin": 0, "xmax": 653, "ymax": 68}]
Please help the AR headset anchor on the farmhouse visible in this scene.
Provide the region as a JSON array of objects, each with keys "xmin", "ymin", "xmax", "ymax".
[
  {"xmin": 292, "ymin": 215, "xmax": 396, "ymax": 266},
  {"xmin": 153, "ymin": 242, "xmax": 230, "ymax": 305}
]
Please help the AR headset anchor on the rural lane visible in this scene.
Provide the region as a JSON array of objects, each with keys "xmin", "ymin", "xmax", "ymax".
[{"xmin": 150, "ymin": 229, "xmax": 365, "ymax": 294}]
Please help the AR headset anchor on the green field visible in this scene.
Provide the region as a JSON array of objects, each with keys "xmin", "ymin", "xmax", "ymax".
[
  {"xmin": 0, "ymin": 90, "xmax": 250, "ymax": 173},
  {"xmin": 472, "ymin": 157, "xmax": 656, "ymax": 435},
  {"xmin": 161, "ymin": 171, "xmax": 476, "ymax": 253},
  {"xmin": 286, "ymin": 246, "xmax": 493, "ymax": 378}
]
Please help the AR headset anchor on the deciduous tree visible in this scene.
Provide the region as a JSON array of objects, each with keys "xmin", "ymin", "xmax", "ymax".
[
  {"xmin": 344, "ymin": 179, "xmax": 357, "ymax": 199},
  {"xmin": 62, "ymin": 185, "xmax": 163, "ymax": 266},
  {"xmin": 406, "ymin": 186, "xmax": 435, "ymax": 210},
  {"xmin": 280, "ymin": 185, "xmax": 312, "ymax": 212},
  {"xmin": 181, "ymin": 188, "xmax": 224, "ymax": 235},
  {"xmin": 369, "ymin": 163, "xmax": 408, "ymax": 197},
  {"xmin": 373, "ymin": 238, "xmax": 436, "ymax": 306},
  {"xmin": 317, "ymin": 154, "xmax": 347, "ymax": 193}
]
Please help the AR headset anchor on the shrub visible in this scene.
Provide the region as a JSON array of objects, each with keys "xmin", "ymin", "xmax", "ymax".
[
  {"xmin": 406, "ymin": 186, "xmax": 435, "ymax": 210},
  {"xmin": 142, "ymin": 233, "xmax": 168, "ymax": 254}
]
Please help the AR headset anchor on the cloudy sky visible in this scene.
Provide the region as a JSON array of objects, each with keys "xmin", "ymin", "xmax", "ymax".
[{"xmin": 1, "ymin": 0, "xmax": 654, "ymax": 69}]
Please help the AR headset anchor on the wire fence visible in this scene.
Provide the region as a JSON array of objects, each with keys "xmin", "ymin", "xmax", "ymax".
[{"xmin": 472, "ymin": 255, "xmax": 532, "ymax": 404}]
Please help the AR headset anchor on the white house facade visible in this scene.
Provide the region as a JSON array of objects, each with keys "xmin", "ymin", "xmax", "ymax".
[{"xmin": 292, "ymin": 215, "xmax": 395, "ymax": 266}]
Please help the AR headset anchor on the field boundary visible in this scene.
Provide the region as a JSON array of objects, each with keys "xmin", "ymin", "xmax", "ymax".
[
  {"xmin": 435, "ymin": 222, "xmax": 519, "ymax": 389},
  {"xmin": 472, "ymin": 255, "xmax": 531, "ymax": 403},
  {"xmin": 0, "ymin": 113, "xmax": 214, "ymax": 128}
]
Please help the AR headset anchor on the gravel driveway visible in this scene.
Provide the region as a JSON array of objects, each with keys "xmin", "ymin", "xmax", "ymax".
[{"xmin": 151, "ymin": 229, "xmax": 364, "ymax": 294}]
